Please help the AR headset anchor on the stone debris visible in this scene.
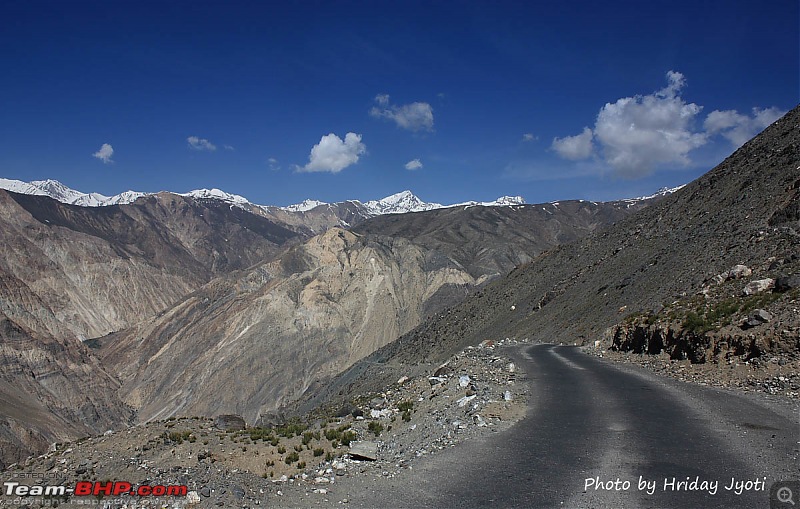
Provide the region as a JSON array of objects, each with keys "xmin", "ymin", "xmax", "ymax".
[{"xmin": 3, "ymin": 338, "xmax": 528, "ymax": 509}]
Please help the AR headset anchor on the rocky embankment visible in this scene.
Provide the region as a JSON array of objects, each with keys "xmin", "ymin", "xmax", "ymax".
[
  {"xmin": 593, "ymin": 258, "xmax": 800, "ymax": 398},
  {"xmin": 2, "ymin": 341, "xmax": 527, "ymax": 508}
]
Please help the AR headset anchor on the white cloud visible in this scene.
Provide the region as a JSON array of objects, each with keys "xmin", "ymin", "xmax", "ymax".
[
  {"xmin": 405, "ymin": 159, "xmax": 423, "ymax": 170},
  {"xmin": 593, "ymin": 71, "xmax": 707, "ymax": 177},
  {"xmin": 704, "ymin": 107, "xmax": 785, "ymax": 147},
  {"xmin": 223, "ymin": 144, "xmax": 235, "ymax": 151},
  {"xmin": 299, "ymin": 132, "xmax": 366, "ymax": 173},
  {"xmin": 522, "ymin": 133, "xmax": 537, "ymax": 142},
  {"xmin": 552, "ymin": 127, "xmax": 594, "ymax": 160},
  {"xmin": 369, "ymin": 95, "xmax": 434, "ymax": 132},
  {"xmin": 268, "ymin": 157, "xmax": 280, "ymax": 171},
  {"xmin": 553, "ymin": 71, "xmax": 707, "ymax": 178},
  {"xmin": 187, "ymin": 136, "xmax": 217, "ymax": 151},
  {"xmin": 92, "ymin": 143, "xmax": 114, "ymax": 164}
]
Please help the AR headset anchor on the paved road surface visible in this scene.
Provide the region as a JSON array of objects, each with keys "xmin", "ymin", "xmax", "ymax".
[{"xmin": 348, "ymin": 344, "xmax": 799, "ymax": 508}]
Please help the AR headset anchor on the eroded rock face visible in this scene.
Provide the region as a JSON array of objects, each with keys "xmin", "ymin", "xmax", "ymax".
[
  {"xmin": 100, "ymin": 229, "xmax": 477, "ymax": 423},
  {"xmin": 0, "ymin": 190, "xmax": 301, "ymax": 466},
  {"xmin": 0, "ymin": 191, "xmax": 301, "ymax": 341},
  {"xmin": 0, "ymin": 314, "xmax": 134, "ymax": 469}
]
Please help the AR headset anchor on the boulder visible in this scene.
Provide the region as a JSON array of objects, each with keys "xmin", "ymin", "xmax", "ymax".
[
  {"xmin": 742, "ymin": 278, "xmax": 775, "ymax": 296},
  {"xmin": 348, "ymin": 441, "xmax": 378, "ymax": 461},
  {"xmin": 775, "ymin": 274, "xmax": 800, "ymax": 292},
  {"xmin": 728, "ymin": 265, "xmax": 752, "ymax": 279},
  {"xmin": 744, "ymin": 309, "xmax": 773, "ymax": 328},
  {"xmin": 752, "ymin": 309, "xmax": 772, "ymax": 323},
  {"xmin": 214, "ymin": 414, "xmax": 246, "ymax": 431},
  {"xmin": 256, "ymin": 411, "xmax": 286, "ymax": 428}
]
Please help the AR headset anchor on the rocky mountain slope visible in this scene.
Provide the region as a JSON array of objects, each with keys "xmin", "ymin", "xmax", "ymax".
[
  {"xmin": 354, "ymin": 199, "xmax": 650, "ymax": 279},
  {"xmin": 97, "ymin": 228, "xmax": 478, "ymax": 424},
  {"xmin": 0, "ymin": 191, "xmax": 300, "ymax": 340},
  {"xmin": 0, "ymin": 191, "xmax": 301, "ymax": 468},
  {"xmin": 95, "ymin": 198, "xmax": 656, "ymax": 428},
  {"xmin": 295, "ymin": 105, "xmax": 800, "ymax": 414},
  {"xmin": 0, "ymin": 313, "xmax": 135, "ymax": 469}
]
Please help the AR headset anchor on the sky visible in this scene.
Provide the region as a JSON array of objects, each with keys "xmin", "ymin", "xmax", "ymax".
[{"xmin": 0, "ymin": 0, "xmax": 797, "ymax": 207}]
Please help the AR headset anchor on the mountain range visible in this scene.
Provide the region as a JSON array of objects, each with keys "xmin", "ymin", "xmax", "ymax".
[
  {"xmin": 0, "ymin": 178, "xmax": 524, "ymax": 216},
  {"xmin": 0, "ymin": 175, "xmax": 677, "ymax": 467}
]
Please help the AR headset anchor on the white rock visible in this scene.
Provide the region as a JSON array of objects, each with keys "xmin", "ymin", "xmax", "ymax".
[
  {"xmin": 504, "ymin": 390, "xmax": 513, "ymax": 401},
  {"xmin": 743, "ymin": 278, "xmax": 775, "ymax": 296},
  {"xmin": 728, "ymin": 265, "xmax": 752, "ymax": 279},
  {"xmin": 507, "ymin": 363, "xmax": 516, "ymax": 373},
  {"xmin": 186, "ymin": 491, "xmax": 201, "ymax": 504},
  {"xmin": 459, "ymin": 375, "xmax": 471, "ymax": 388},
  {"xmin": 457, "ymin": 395, "xmax": 476, "ymax": 407}
]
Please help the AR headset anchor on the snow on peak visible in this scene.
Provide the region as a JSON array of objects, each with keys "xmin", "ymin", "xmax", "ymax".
[
  {"xmin": 629, "ymin": 184, "xmax": 687, "ymax": 202},
  {"xmin": 0, "ymin": 178, "xmax": 145, "ymax": 206},
  {"xmin": 363, "ymin": 190, "xmax": 443, "ymax": 215},
  {"xmin": 0, "ymin": 177, "xmax": 528, "ymax": 217},
  {"xmin": 282, "ymin": 199, "xmax": 327, "ymax": 212},
  {"xmin": 454, "ymin": 195, "xmax": 527, "ymax": 208},
  {"xmin": 181, "ymin": 188, "xmax": 250, "ymax": 205}
]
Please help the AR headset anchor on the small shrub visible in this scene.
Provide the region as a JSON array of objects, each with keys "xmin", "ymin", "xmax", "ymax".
[
  {"xmin": 285, "ymin": 452, "xmax": 300, "ymax": 464},
  {"xmin": 397, "ymin": 401, "xmax": 414, "ymax": 412},
  {"xmin": 340, "ymin": 430, "xmax": 357, "ymax": 446},
  {"xmin": 277, "ymin": 446, "xmax": 286, "ymax": 454},
  {"xmin": 367, "ymin": 421, "xmax": 384, "ymax": 437},
  {"xmin": 313, "ymin": 448, "xmax": 324, "ymax": 457}
]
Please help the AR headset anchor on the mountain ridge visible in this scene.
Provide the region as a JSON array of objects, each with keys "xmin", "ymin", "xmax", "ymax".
[{"xmin": 0, "ymin": 178, "xmax": 526, "ymax": 216}]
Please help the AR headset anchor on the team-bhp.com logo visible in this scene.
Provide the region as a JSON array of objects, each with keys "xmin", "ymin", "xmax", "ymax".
[{"xmin": 4, "ymin": 480, "xmax": 188, "ymax": 497}]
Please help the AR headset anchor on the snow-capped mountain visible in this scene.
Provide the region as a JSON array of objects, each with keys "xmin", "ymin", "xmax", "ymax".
[
  {"xmin": 0, "ymin": 178, "xmax": 146, "ymax": 207},
  {"xmin": 0, "ymin": 176, "xmax": 525, "ymax": 216},
  {"xmin": 180, "ymin": 188, "xmax": 250, "ymax": 205},
  {"xmin": 362, "ymin": 190, "xmax": 443, "ymax": 215},
  {"xmin": 281, "ymin": 191, "xmax": 527, "ymax": 215},
  {"xmin": 454, "ymin": 195, "xmax": 526, "ymax": 208},
  {"xmin": 0, "ymin": 177, "xmax": 686, "ymax": 220},
  {"xmin": 282, "ymin": 199, "xmax": 327, "ymax": 212},
  {"xmin": 633, "ymin": 185, "xmax": 687, "ymax": 201}
]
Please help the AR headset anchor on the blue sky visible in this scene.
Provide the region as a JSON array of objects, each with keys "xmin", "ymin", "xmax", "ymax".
[{"xmin": 1, "ymin": 1, "xmax": 797, "ymax": 206}]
